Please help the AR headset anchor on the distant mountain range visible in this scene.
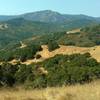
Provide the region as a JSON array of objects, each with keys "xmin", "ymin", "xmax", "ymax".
[
  {"xmin": 0, "ymin": 10, "xmax": 100, "ymax": 23},
  {"xmin": 0, "ymin": 10, "xmax": 100, "ymax": 49}
]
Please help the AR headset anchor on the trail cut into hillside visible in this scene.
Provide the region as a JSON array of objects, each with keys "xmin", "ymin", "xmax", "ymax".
[
  {"xmin": 20, "ymin": 45, "xmax": 100, "ymax": 65},
  {"xmin": 19, "ymin": 41, "xmax": 27, "ymax": 48},
  {"xmin": 67, "ymin": 28, "xmax": 80, "ymax": 34},
  {"xmin": 37, "ymin": 45, "xmax": 100, "ymax": 62}
]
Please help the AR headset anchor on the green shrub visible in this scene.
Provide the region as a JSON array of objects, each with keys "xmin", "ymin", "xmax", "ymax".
[
  {"xmin": 0, "ymin": 53, "xmax": 100, "ymax": 88},
  {"xmin": 15, "ymin": 64, "xmax": 33, "ymax": 83},
  {"xmin": 0, "ymin": 63, "xmax": 18, "ymax": 87},
  {"xmin": 48, "ymin": 40, "xmax": 59, "ymax": 51}
]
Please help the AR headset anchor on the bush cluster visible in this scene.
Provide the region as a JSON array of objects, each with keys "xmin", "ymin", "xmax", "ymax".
[
  {"xmin": 48, "ymin": 40, "xmax": 60, "ymax": 51},
  {"xmin": 0, "ymin": 53, "xmax": 100, "ymax": 88},
  {"xmin": 0, "ymin": 43, "xmax": 42, "ymax": 62}
]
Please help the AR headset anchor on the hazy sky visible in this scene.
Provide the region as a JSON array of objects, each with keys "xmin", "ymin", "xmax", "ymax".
[{"xmin": 0, "ymin": 0, "xmax": 99, "ymax": 17}]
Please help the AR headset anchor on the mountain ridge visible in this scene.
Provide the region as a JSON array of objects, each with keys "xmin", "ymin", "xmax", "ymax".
[
  {"xmin": 0, "ymin": 10, "xmax": 100, "ymax": 49},
  {"xmin": 0, "ymin": 10, "xmax": 100, "ymax": 23}
]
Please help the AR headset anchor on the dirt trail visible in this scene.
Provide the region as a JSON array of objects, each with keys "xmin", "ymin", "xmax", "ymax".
[
  {"xmin": 19, "ymin": 41, "xmax": 27, "ymax": 48},
  {"xmin": 67, "ymin": 28, "xmax": 80, "ymax": 34},
  {"xmin": 37, "ymin": 45, "xmax": 100, "ymax": 62},
  {"xmin": 8, "ymin": 45, "xmax": 100, "ymax": 65}
]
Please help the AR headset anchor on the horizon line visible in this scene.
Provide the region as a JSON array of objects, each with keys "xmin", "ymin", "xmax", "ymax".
[{"xmin": 0, "ymin": 10, "xmax": 99, "ymax": 18}]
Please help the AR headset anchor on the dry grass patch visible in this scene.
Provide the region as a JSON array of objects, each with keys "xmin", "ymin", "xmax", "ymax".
[
  {"xmin": 38, "ymin": 45, "xmax": 100, "ymax": 62},
  {"xmin": 5, "ymin": 45, "xmax": 100, "ymax": 65},
  {"xmin": 0, "ymin": 80, "xmax": 100, "ymax": 100}
]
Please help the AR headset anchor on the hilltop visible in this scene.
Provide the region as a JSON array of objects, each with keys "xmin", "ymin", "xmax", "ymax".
[{"xmin": 0, "ymin": 10, "xmax": 100, "ymax": 23}]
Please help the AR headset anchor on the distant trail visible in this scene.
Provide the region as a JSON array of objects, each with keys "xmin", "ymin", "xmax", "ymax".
[
  {"xmin": 67, "ymin": 28, "xmax": 80, "ymax": 34},
  {"xmin": 19, "ymin": 36, "xmax": 40, "ymax": 49},
  {"xmin": 19, "ymin": 41, "xmax": 27, "ymax": 48},
  {"xmin": 25, "ymin": 36, "xmax": 40, "ymax": 41}
]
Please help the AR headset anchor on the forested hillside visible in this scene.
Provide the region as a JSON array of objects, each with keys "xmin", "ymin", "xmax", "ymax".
[
  {"xmin": 0, "ymin": 11, "xmax": 100, "ymax": 90},
  {"xmin": 0, "ymin": 10, "xmax": 100, "ymax": 49},
  {"xmin": 23, "ymin": 24, "xmax": 100, "ymax": 47},
  {"xmin": 0, "ymin": 18, "xmax": 64, "ymax": 48}
]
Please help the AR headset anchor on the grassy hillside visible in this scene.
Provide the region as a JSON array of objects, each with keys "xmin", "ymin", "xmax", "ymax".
[
  {"xmin": 57, "ymin": 24, "xmax": 100, "ymax": 47},
  {"xmin": 0, "ymin": 24, "xmax": 100, "ymax": 63},
  {"xmin": 0, "ymin": 80, "xmax": 100, "ymax": 100},
  {"xmin": 0, "ymin": 53, "xmax": 100, "ymax": 88},
  {"xmin": 0, "ymin": 17, "xmax": 99, "ymax": 92},
  {"xmin": 0, "ymin": 10, "xmax": 100, "ymax": 100}
]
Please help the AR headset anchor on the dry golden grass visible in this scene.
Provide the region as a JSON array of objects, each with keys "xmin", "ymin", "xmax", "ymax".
[
  {"xmin": 0, "ymin": 80, "xmax": 100, "ymax": 100},
  {"xmin": 7, "ymin": 45, "xmax": 100, "ymax": 65},
  {"xmin": 38, "ymin": 45, "xmax": 100, "ymax": 62}
]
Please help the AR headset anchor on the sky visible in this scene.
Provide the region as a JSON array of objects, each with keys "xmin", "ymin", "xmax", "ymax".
[{"xmin": 0, "ymin": 0, "xmax": 99, "ymax": 17}]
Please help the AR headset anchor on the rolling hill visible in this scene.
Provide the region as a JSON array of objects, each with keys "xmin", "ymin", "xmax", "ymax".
[
  {"xmin": 0, "ymin": 10, "xmax": 100, "ymax": 48},
  {"xmin": 0, "ymin": 18, "xmax": 64, "ymax": 48},
  {"xmin": 0, "ymin": 24, "xmax": 100, "ymax": 66},
  {"xmin": 0, "ymin": 13, "xmax": 100, "ymax": 91}
]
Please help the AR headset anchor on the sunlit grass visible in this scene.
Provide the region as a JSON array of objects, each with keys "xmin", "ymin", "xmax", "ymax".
[{"xmin": 0, "ymin": 80, "xmax": 100, "ymax": 100}]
